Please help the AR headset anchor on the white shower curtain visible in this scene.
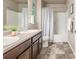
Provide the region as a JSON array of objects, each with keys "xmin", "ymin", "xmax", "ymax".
[{"xmin": 42, "ymin": 7, "xmax": 54, "ymax": 42}]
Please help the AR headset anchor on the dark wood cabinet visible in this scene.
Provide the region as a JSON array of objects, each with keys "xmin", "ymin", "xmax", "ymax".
[
  {"xmin": 38, "ymin": 37, "xmax": 42, "ymax": 53},
  {"xmin": 32, "ymin": 40, "xmax": 38, "ymax": 59},
  {"xmin": 3, "ymin": 32, "xmax": 42, "ymax": 59},
  {"xmin": 18, "ymin": 47, "xmax": 31, "ymax": 59},
  {"xmin": 3, "ymin": 39, "xmax": 31, "ymax": 59}
]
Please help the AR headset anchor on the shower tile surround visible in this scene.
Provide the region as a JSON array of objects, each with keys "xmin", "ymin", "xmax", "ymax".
[{"xmin": 37, "ymin": 42, "xmax": 75, "ymax": 59}]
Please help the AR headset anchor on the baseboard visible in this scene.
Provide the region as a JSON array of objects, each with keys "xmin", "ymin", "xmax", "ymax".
[{"xmin": 67, "ymin": 41, "xmax": 75, "ymax": 55}]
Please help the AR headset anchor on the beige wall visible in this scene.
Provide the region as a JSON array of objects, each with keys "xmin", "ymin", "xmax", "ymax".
[
  {"xmin": 3, "ymin": 0, "xmax": 7, "ymax": 25},
  {"xmin": 6, "ymin": 0, "xmax": 18, "ymax": 11},
  {"xmin": 36, "ymin": 0, "xmax": 42, "ymax": 29},
  {"xmin": 66, "ymin": 0, "xmax": 75, "ymax": 53}
]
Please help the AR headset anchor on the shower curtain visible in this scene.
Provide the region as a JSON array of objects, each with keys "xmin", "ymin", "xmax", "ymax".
[{"xmin": 42, "ymin": 7, "xmax": 54, "ymax": 43}]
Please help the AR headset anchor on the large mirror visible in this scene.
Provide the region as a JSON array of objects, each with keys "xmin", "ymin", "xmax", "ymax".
[{"xmin": 3, "ymin": 0, "xmax": 28, "ymax": 31}]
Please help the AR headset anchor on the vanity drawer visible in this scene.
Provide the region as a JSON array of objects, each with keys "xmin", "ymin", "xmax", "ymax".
[
  {"xmin": 32, "ymin": 33, "xmax": 41, "ymax": 43},
  {"xmin": 4, "ymin": 39, "xmax": 31, "ymax": 59}
]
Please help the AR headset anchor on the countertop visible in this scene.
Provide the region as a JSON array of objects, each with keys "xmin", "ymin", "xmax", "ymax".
[{"xmin": 3, "ymin": 30, "xmax": 42, "ymax": 54}]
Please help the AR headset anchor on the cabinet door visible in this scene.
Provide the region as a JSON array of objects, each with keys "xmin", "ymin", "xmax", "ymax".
[
  {"xmin": 38, "ymin": 38, "xmax": 42, "ymax": 53},
  {"xmin": 32, "ymin": 41, "xmax": 38, "ymax": 59},
  {"xmin": 3, "ymin": 40, "xmax": 31, "ymax": 59},
  {"xmin": 18, "ymin": 47, "xmax": 31, "ymax": 59}
]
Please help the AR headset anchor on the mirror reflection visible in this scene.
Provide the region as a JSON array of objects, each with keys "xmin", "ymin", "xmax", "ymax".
[{"xmin": 3, "ymin": 0, "xmax": 28, "ymax": 31}]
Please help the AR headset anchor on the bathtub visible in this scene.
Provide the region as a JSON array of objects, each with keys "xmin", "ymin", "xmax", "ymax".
[{"xmin": 54, "ymin": 34, "xmax": 68, "ymax": 42}]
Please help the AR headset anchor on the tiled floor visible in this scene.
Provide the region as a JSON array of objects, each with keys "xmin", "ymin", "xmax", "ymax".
[{"xmin": 37, "ymin": 42, "xmax": 75, "ymax": 59}]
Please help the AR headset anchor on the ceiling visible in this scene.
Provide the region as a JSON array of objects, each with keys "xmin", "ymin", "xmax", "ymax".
[{"xmin": 14, "ymin": 0, "xmax": 67, "ymax": 4}]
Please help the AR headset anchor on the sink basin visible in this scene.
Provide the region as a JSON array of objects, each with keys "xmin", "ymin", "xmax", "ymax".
[{"xmin": 3, "ymin": 36, "xmax": 19, "ymax": 47}]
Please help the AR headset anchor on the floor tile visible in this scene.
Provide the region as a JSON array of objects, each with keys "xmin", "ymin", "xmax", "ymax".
[{"xmin": 37, "ymin": 42, "xmax": 75, "ymax": 59}]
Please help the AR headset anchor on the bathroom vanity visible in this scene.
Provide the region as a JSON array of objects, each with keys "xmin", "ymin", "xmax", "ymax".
[{"xmin": 3, "ymin": 30, "xmax": 42, "ymax": 59}]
